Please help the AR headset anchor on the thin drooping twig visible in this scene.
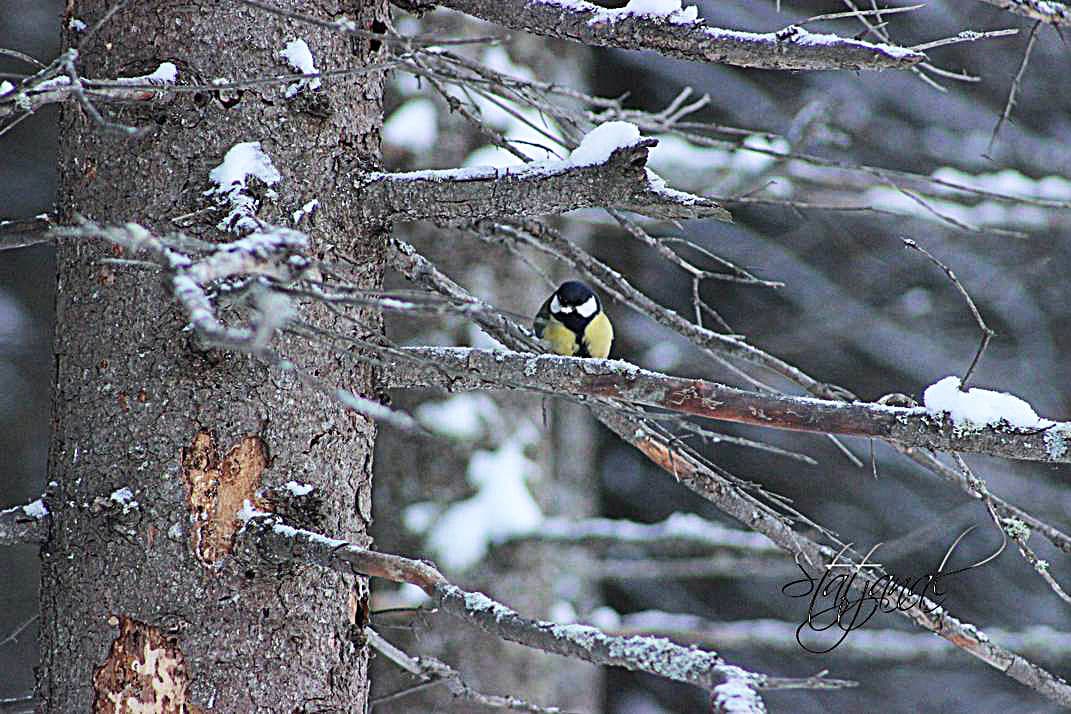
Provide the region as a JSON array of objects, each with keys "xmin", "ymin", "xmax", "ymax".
[
  {"xmin": 366, "ymin": 628, "xmax": 573, "ymax": 713},
  {"xmin": 950, "ymin": 453, "xmax": 1071, "ymax": 607},
  {"xmin": 902, "ymin": 238, "xmax": 995, "ymax": 389},
  {"xmin": 405, "ymin": 0, "xmax": 925, "ymax": 70},
  {"xmin": 987, "ymin": 20, "xmax": 1042, "ymax": 155},
  {"xmin": 897, "ymin": 447, "xmax": 1071, "ymax": 555},
  {"xmin": 237, "ymin": 514, "xmax": 852, "ymax": 700}
]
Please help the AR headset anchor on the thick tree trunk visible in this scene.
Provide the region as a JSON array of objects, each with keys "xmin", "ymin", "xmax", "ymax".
[{"xmin": 41, "ymin": 1, "xmax": 387, "ymax": 711}]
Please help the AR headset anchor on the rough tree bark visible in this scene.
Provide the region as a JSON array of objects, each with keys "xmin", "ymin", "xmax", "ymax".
[{"xmin": 41, "ymin": 0, "xmax": 388, "ymax": 710}]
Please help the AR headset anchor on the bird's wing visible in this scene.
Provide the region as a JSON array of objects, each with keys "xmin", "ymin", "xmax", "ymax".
[{"xmin": 533, "ymin": 295, "xmax": 553, "ymax": 338}]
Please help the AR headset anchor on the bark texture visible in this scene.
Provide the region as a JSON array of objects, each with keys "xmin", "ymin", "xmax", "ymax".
[{"xmin": 42, "ymin": 0, "xmax": 387, "ymax": 711}]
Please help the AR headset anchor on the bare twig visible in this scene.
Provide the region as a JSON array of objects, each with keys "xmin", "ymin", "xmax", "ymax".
[
  {"xmin": 987, "ymin": 21, "xmax": 1042, "ymax": 154},
  {"xmin": 367, "ymin": 628, "xmax": 572, "ymax": 712},
  {"xmin": 902, "ymin": 238, "xmax": 995, "ymax": 389}
]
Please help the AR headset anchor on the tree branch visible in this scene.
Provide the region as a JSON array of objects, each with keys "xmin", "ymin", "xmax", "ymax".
[
  {"xmin": 237, "ymin": 514, "xmax": 852, "ymax": 701},
  {"xmin": 388, "ymin": 240, "xmax": 1071, "ymax": 708},
  {"xmin": 609, "ymin": 612, "xmax": 1071, "ymax": 664},
  {"xmin": 502, "ymin": 514, "xmax": 781, "ymax": 555},
  {"xmin": 386, "ymin": 347, "xmax": 1071, "ymax": 465},
  {"xmin": 413, "ymin": 0, "xmax": 925, "ymax": 70},
  {"xmin": 976, "ymin": 0, "xmax": 1070, "ymax": 27},
  {"xmin": 360, "ymin": 139, "xmax": 730, "ymax": 222},
  {"xmin": 0, "ymin": 500, "xmax": 49, "ymax": 546}
]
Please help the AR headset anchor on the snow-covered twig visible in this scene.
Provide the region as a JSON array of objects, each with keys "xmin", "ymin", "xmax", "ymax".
[
  {"xmin": 50, "ymin": 221, "xmax": 424, "ymax": 433},
  {"xmin": 413, "ymin": 0, "xmax": 924, "ymax": 71},
  {"xmin": 237, "ymin": 514, "xmax": 851, "ymax": 699},
  {"xmin": 0, "ymin": 500, "xmax": 49, "ymax": 546},
  {"xmin": 503, "ymin": 514, "xmax": 781, "ymax": 555},
  {"xmin": 0, "ymin": 215, "xmax": 54, "ymax": 251}
]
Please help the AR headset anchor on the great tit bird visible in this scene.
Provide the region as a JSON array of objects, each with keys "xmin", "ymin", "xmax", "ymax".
[{"xmin": 533, "ymin": 281, "xmax": 613, "ymax": 359}]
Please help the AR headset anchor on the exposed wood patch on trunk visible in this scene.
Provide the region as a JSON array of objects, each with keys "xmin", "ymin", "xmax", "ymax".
[
  {"xmin": 181, "ymin": 431, "xmax": 269, "ymax": 569},
  {"xmin": 92, "ymin": 615, "xmax": 203, "ymax": 713}
]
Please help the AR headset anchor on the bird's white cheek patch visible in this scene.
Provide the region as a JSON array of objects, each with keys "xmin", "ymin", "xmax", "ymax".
[
  {"xmin": 576, "ymin": 296, "xmax": 598, "ymax": 318},
  {"xmin": 550, "ymin": 295, "xmax": 563, "ymax": 313}
]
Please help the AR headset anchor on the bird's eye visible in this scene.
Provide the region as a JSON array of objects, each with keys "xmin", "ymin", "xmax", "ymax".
[{"xmin": 576, "ymin": 296, "xmax": 598, "ymax": 318}]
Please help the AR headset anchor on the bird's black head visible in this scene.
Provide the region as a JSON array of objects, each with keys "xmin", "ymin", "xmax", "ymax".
[
  {"xmin": 550, "ymin": 281, "xmax": 601, "ymax": 331},
  {"xmin": 555, "ymin": 281, "xmax": 597, "ymax": 307}
]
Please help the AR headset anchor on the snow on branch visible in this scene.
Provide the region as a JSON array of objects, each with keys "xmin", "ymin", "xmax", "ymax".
[
  {"xmin": 236, "ymin": 513, "xmax": 853, "ymax": 700},
  {"xmin": 385, "ymin": 347, "xmax": 1071, "ymax": 465},
  {"xmin": 50, "ymin": 220, "xmax": 424, "ymax": 433},
  {"xmin": 0, "ymin": 58, "xmax": 178, "ymax": 122},
  {"xmin": 977, "ymin": 0, "xmax": 1070, "ymax": 26},
  {"xmin": 0, "ymin": 499, "xmax": 49, "ymax": 546},
  {"xmin": 361, "ymin": 122, "xmax": 730, "ymax": 223},
  {"xmin": 414, "ymin": 0, "xmax": 925, "ymax": 71}
]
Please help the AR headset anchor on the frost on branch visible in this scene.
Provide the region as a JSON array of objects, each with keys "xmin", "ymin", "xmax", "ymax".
[
  {"xmin": 976, "ymin": 0, "xmax": 1071, "ymax": 27},
  {"xmin": 237, "ymin": 515, "xmax": 852, "ymax": 700}
]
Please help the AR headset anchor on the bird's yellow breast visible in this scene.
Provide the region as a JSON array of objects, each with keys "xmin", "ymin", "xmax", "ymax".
[
  {"xmin": 543, "ymin": 318, "xmax": 581, "ymax": 356},
  {"xmin": 582, "ymin": 312, "xmax": 613, "ymax": 359}
]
